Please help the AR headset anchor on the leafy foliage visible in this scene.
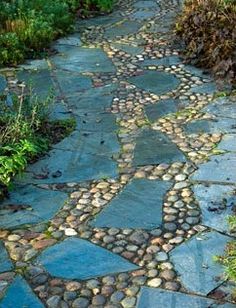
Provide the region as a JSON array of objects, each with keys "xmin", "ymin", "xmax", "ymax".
[{"xmin": 176, "ymin": 0, "xmax": 236, "ymax": 86}]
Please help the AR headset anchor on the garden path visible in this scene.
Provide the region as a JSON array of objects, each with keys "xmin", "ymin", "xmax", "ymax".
[{"xmin": 0, "ymin": 0, "xmax": 236, "ymax": 307}]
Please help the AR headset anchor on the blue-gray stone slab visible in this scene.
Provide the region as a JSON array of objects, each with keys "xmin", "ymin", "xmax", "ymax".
[
  {"xmin": 17, "ymin": 69, "xmax": 54, "ymax": 98},
  {"xmin": 67, "ymin": 83, "xmax": 117, "ymax": 114},
  {"xmin": 112, "ymin": 43, "xmax": 144, "ymax": 55},
  {"xmin": 184, "ymin": 65, "xmax": 211, "ymax": 79},
  {"xmin": 190, "ymin": 82, "xmax": 217, "ymax": 94},
  {"xmin": 20, "ymin": 59, "xmax": 49, "ymax": 70},
  {"xmin": 0, "ymin": 75, "xmax": 7, "ymax": 92},
  {"xmin": 53, "ymin": 131, "xmax": 120, "ymax": 155},
  {"xmin": 0, "ymin": 276, "xmax": 44, "ymax": 308},
  {"xmin": 130, "ymin": 11, "xmax": 156, "ymax": 20},
  {"xmin": 91, "ymin": 179, "xmax": 172, "ymax": 229},
  {"xmin": 35, "ymin": 237, "xmax": 139, "ymax": 280},
  {"xmin": 191, "ymin": 153, "xmax": 236, "ymax": 184},
  {"xmin": 54, "ymin": 71, "xmax": 92, "ymax": 94},
  {"xmin": 128, "ymin": 71, "xmax": 180, "ymax": 95},
  {"xmin": 170, "ymin": 231, "xmax": 232, "ymax": 295},
  {"xmin": 54, "ymin": 34, "xmax": 82, "ymax": 47},
  {"xmin": 134, "ymin": 1, "xmax": 159, "ymax": 9},
  {"xmin": 184, "ymin": 118, "xmax": 236, "ymax": 134},
  {"xmin": 76, "ymin": 112, "xmax": 118, "ymax": 132},
  {"xmin": 133, "ymin": 129, "xmax": 187, "ymax": 166},
  {"xmin": 218, "ymin": 135, "xmax": 236, "ymax": 152},
  {"xmin": 104, "ymin": 20, "xmax": 141, "ymax": 39},
  {"xmin": 0, "ymin": 241, "xmax": 13, "ymax": 273},
  {"xmin": 51, "ymin": 47, "xmax": 116, "ymax": 73},
  {"xmin": 137, "ymin": 287, "xmax": 234, "ymax": 308},
  {"xmin": 193, "ymin": 184, "xmax": 236, "ymax": 234},
  {"xmin": 77, "ymin": 15, "xmax": 121, "ymax": 28},
  {"xmin": 48, "ymin": 101, "xmax": 72, "ymax": 121},
  {"xmin": 202, "ymin": 98, "xmax": 236, "ymax": 119},
  {"xmin": 18, "ymin": 149, "xmax": 118, "ymax": 184},
  {"xmin": 0, "ymin": 186, "xmax": 67, "ymax": 229},
  {"xmin": 139, "ymin": 56, "xmax": 181, "ymax": 67},
  {"xmin": 144, "ymin": 99, "xmax": 181, "ymax": 122}
]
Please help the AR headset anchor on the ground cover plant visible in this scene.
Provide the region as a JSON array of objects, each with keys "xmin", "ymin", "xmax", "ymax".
[
  {"xmin": 0, "ymin": 0, "xmax": 114, "ymax": 66},
  {"xmin": 176, "ymin": 0, "xmax": 236, "ymax": 86}
]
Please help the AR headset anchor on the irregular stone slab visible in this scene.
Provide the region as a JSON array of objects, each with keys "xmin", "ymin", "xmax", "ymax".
[
  {"xmin": 18, "ymin": 150, "xmax": 118, "ymax": 184},
  {"xmin": 137, "ymin": 287, "xmax": 234, "ymax": 308},
  {"xmin": 112, "ymin": 43, "xmax": 144, "ymax": 55},
  {"xmin": 170, "ymin": 231, "xmax": 232, "ymax": 295},
  {"xmin": 35, "ymin": 237, "xmax": 139, "ymax": 280},
  {"xmin": 54, "ymin": 34, "xmax": 82, "ymax": 47},
  {"xmin": 51, "ymin": 47, "xmax": 116, "ymax": 73},
  {"xmin": 53, "ymin": 131, "xmax": 120, "ymax": 155},
  {"xmin": 68, "ymin": 83, "xmax": 117, "ymax": 114},
  {"xmin": 20, "ymin": 59, "xmax": 49, "ymax": 70},
  {"xmin": 184, "ymin": 118, "xmax": 236, "ymax": 134},
  {"xmin": 184, "ymin": 65, "xmax": 211, "ymax": 79},
  {"xmin": 128, "ymin": 71, "xmax": 180, "ymax": 95},
  {"xmin": 193, "ymin": 184, "xmax": 236, "ymax": 234},
  {"xmin": 190, "ymin": 82, "xmax": 217, "ymax": 94},
  {"xmin": 54, "ymin": 71, "xmax": 92, "ymax": 94},
  {"xmin": 139, "ymin": 56, "xmax": 181, "ymax": 67},
  {"xmin": 0, "ymin": 74, "xmax": 7, "ymax": 92},
  {"xmin": 0, "ymin": 276, "xmax": 44, "ymax": 308},
  {"xmin": 77, "ymin": 14, "xmax": 121, "ymax": 28},
  {"xmin": 191, "ymin": 153, "xmax": 236, "ymax": 184},
  {"xmin": 48, "ymin": 101, "xmax": 72, "ymax": 121},
  {"xmin": 130, "ymin": 11, "xmax": 156, "ymax": 20},
  {"xmin": 104, "ymin": 20, "xmax": 141, "ymax": 39},
  {"xmin": 76, "ymin": 112, "xmax": 118, "ymax": 132},
  {"xmin": 218, "ymin": 135, "xmax": 236, "ymax": 152},
  {"xmin": 17, "ymin": 69, "xmax": 54, "ymax": 98},
  {"xmin": 202, "ymin": 97, "xmax": 236, "ymax": 119},
  {"xmin": 133, "ymin": 129, "xmax": 187, "ymax": 166},
  {"xmin": 145, "ymin": 99, "xmax": 181, "ymax": 122},
  {"xmin": 0, "ymin": 241, "xmax": 13, "ymax": 273},
  {"xmin": 134, "ymin": 0, "xmax": 159, "ymax": 8},
  {"xmin": 0, "ymin": 186, "xmax": 67, "ymax": 229},
  {"xmin": 91, "ymin": 179, "xmax": 172, "ymax": 229}
]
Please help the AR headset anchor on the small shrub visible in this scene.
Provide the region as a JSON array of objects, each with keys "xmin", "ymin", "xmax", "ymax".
[
  {"xmin": 176, "ymin": 0, "xmax": 236, "ymax": 85},
  {"xmin": 0, "ymin": 33, "xmax": 24, "ymax": 65}
]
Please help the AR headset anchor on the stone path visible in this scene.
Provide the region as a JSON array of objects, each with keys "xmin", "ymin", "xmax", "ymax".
[{"xmin": 0, "ymin": 0, "xmax": 236, "ymax": 307}]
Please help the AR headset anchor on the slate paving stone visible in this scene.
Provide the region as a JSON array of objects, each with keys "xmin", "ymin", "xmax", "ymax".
[
  {"xmin": 170, "ymin": 231, "xmax": 232, "ymax": 295},
  {"xmin": 104, "ymin": 20, "xmax": 141, "ymax": 39},
  {"xmin": 91, "ymin": 179, "xmax": 172, "ymax": 229},
  {"xmin": 130, "ymin": 11, "xmax": 156, "ymax": 20},
  {"xmin": 190, "ymin": 82, "xmax": 217, "ymax": 94},
  {"xmin": 133, "ymin": 129, "xmax": 187, "ymax": 166},
  {"xmin": 0, "ymin": 186, "xmax": 67, "ymax": 229},
  {"xmin": 0, "ymin": 276, "xmax": 44, "ymax": 308},
  {"xmin": 191, "ymin": 153, "xmax": 236, "ymax": 184},
  {"xmin": 54, "ymin": 70, "xmax": 92, "ymax": 94},
  {"xmin": 139, "ymin": 56, "xmax": 181, "ymax": 68},
  {"xmin": 112, "ymin": 43, "xmax": 144, "ymax": 55},
  {"xmin": 18, "ymin": 149, "xmax": 118, "ymax": 184},
  {"xmin": 35, "ymin": 237, "xmax": 139, "ymax": 280},
  {"xmin": 184, "ymin": 65, "xmax": 211, "ymax": 79},
  {"xmin": 0, "ymin": 75, "xmax": 7, "ymax": 92},
  {"xmin": 184, "ymin": 118, "xmax": 236, "ymax": 135},
  {"xmin": 53, "ymin": 130, "xmax": 120, "ymax": 155},
  {"xmin": 76, "ymin": 112, "xmax": 118, "ymax": 132},
  {"xmin": 144, "ymin": 99, "xmax": 181, "ymax": 122},
  {"xmin": 133, "ymin": 0, "xmax": 159, "ymax": 9},
  {"xmin": 54, "ymin": 34, "xmax": 82, "ymax": 47},
  {"xmin": 193, "ymin": 184, "xmax": 236, "ymax": 234},
  {"xmin": 77, "ymin": 14, "xmax": 121, "ymax": 28},
  {"xmin": 17, "ymin": 69, "xmax": 55, "ymax": 98},
  {"xmin": 48, "ymin": 101, "xmax": 72, "ymax": 121},
  {"xmin": 218, "ymin": 134, "xmax": 236, "ymax": 152},
  {"xmin": 20, "ymin": 59, "xmax": 49, "ymax": 70},
  {"xmin": 51, "ymin": 47, "xmax": 116, "ymax": 73},
  {"xmin": 137, "ymin": 287, "xmax": 235, "ymax": 308},
  {"xmin": 67, "ymin": 83, "xmax": 118, "ymax": 114},
  {"xmin": 202, "ymin": 98, "xmax": 236, "ymax": 119},
  {"xmin": 128, "ymin": 71, "xmax": 180, "ymax": 95},
  {"xmin": 0, "ymin": 241, "xmax": 13, "ymax": 273}
]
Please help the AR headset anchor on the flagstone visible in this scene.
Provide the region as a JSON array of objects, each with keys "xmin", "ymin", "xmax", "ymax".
[{"xmin": 0, "ymin": 241, "xmax": 13, "ymax": 273}]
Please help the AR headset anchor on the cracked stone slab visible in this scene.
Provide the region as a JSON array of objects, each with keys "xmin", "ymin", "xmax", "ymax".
[
  {"xmin": 20, "ymin": 59, "xmax": 49, "ymax": 70},
  {"xmin": 104, "ymin": 20, "xmax": 141, "ymax": 39},
  {"xmin": 133, "ymin": 129, "xmax": 187, "ymax": 166},
  {"xmin": 218, "ymin": 135, "xmax": 236, "ymax": 152},
  {"xmin": 17, "ymin": 149, "xmax": 118, "ymax": 184},
  {"xmin": 193, "ymin": 184, "xmax": 236, "ymax": 234},
  {"xmin": 53, "ymin": 131, "xmax": 120, "ymax": 155},
  {"xmin": 0, "ymin": 185, "xmax": 67, "ymax": 229},
  {"xmin": 128, "ymin": 71, "xmax": 180, "ymax": 95},
  {"xmin": 202, "ymin": 97, "xmax": 236, "ymax": 119},
  {"xmin": 0, "ymin": 276, "xmax": 44, "ymax": 308},
  {"xmin": 76, "ymin": 112, "xmax": 118, "ymax": 132},
  {"xmin": 139, "ymin": 56, "xmax": 181, "ymax": 68},
  {"xmin": 51, "ymin": 47, "xmax": 116, "ymax": 73},
  {"xmin": 0, "ymin": 75, "xmax": 7, "ymax": 92},
  {"xmin": 91, "ymin": 179, "xmax": 172, "ymax": 229},
  {"xmin": 184, "ymin": 118, "xmax": 236, "ymax": 134},
  {"xmin": 54, "ymin": 34, "xmax": 82, "ymax": 47},
  {"xmin": 191, "ymin": 153, "xmax": 236, "ymax": 184},
  {"xmin": 144, "ymin": 99, "xmax": 182, "ymax": 122},
  {"xmin": 0, "ymin": 241, "xmax": 13, "ymax": 273},
  {"xmin": 48, "ymin": 100, "xmax": 72, "ymax": 121},
  {"xmin": 35, "ymin": 237, "xmax": 139, "ymax": 280},
  {"xmin": 190, "ymin": 82, "xmax": 217, "ymax": 94},
  {"xmin": 170, "ymin": 231, "xmax": 232, "ymax": 295},
  {"xmin": 137, "ymin": 287, "xmax": 235, "ymax": 308},
  {"xmin": 184, "ymin": 65, "xmax": 212, "ymax": 79}
]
